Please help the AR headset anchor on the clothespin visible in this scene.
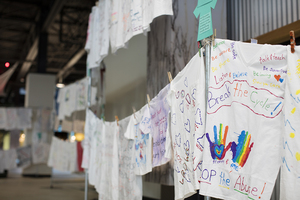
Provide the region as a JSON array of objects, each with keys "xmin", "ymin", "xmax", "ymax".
[
  {"xmin": 212, "ymin": 29, "xmax": 216, "ymax": 46},
  {"xmin": 167, "ymin": 72, "xmax": 173, "ymax": 83},
  {"xmin": 147, "ymin": 94, "xmax": 151, "ymax": 108},
  {"xmin": 132, "ymin": 106, "xmax": 137, "ymax": 119},
  {"xmin": 197, "ymin": 41, "xmax": 202, "ymax": 57},
  {"xmin": 290, "ymin": 30, "xmax": 296, "ymax": 53},
  {"xmin": 115, "ymin": 115, "xmax": 119, "ymax": 126}
]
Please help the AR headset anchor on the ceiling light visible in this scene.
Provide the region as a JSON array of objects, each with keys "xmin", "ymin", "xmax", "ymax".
[{"xmin": 56, "ymin": 83, "xmax": 65, "ymax": 88}]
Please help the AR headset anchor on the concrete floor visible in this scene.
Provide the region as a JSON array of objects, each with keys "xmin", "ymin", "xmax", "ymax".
[{"xmin": 0, "ymin": 170, "xmax": 98, "ymax": 200}]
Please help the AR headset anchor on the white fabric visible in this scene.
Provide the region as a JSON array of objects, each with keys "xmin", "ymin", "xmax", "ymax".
[
  {"xmin": 88, "ymin": 118, "xmax": 103, "ymax": 186},
  {"xmin": 199, "ymin": 39, "xmax": 286, "ymax": 200},
  {"xmin": 109, "ymin": 0, "xmax": 123, "ymax": 53},
  {"xmin": 166, "ymin": 52, "xmax": 206, "ymax": 200},
  {"xmin": 6, "ymin": 108, "xmax": 17, "ymax": 130},
  {"xmin": 0, "ymin": 108, "xmax": 7, "ymax": 129},
  {"xmin": 280, "ymin": 46, "xmax": 300, "ymax": 200},
  {"xmin": 16, "ymin": 108, "xmax": 32, "ymax": 129},
  {"xmin": 114, "ymin": 0, "xmax": 131, "ymax": 53},
  {"xmin": 142, "ymin": 0, "xmax": 173, "ymax": 31},
  {"xmin": 88, "ymin": 1, "xmax": 110, "ymax": 69},
  {"xmin": 32, "ymin": 110, "xmax": 50, "ymax": 144},
  {"xmin": 32, "ymin": 142, "xmax": 50, "ymax": 164},
  {"xmin": 47, "ymin": 137, "xmax": 77, "ymax": 172},
  {"xmin": 97, "ymin": 121, "xmax": 119, "ymax": 200},
  {"xmin": 85, "ymin": 12, "xmax": 93, "ymax": 53},
  {"xmin": 119, "ymin": 116, "xmax": 143, "ymax": 200},
  {"xmin": 57, "ymin": 84, "xmax": 77, "ymax": 120},
  {"xmin": 140, "ymin": 84, "xmax": 170, "ymax": 167},
  {"xmin": 124, "ymin": 0, "xmax": 148, "ymax": 43},
  {"xmin": 2, "ymin": 149, "xmax": 17, "ymax": 170},
  {"xmin": 16, "ymin": 145, "xmax": 32, "ymax": 168},
  {"xmin": 125, "ymin": 106, "xmax": 152, "ymax": 175},
  {"xmin": 75, "ymin": 78, "xmax": 88, "ymax": 111},
  {"xmin": 81, "ymin": 109, "xmax": 97, "ymax": 169}
]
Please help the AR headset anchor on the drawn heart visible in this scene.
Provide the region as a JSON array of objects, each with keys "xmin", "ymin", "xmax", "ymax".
[
  {"xmin": 214, "ymin": 144, "xmax": 225, "ymax": 159},
  {"xmin": 184, "ymin": 77, "xmax": 188, "ymax": 87},
  {"xmin": 195, "ymin": 108, "xmax": 203, "ymax": 125},
  {"xmin": 175, "ymin": 133, "xmax": 181, "ymax": 147},
  {"xmin": 184, "ymin": 119, "xmax": 190, "ymax": 133},
  {"xmin": 279, "ymin": 78, "xmax": 284, "ymax": 83},
  {"xmin": 274, "ymin": 75, "xmax": 281, "ymax": 81},
  {"xmin": 179, "ymin": 100, "xmax": 184, "ymax": 113},
  {"xmin": 172, "ymin": 113, "xmax": 176, "ymax": 125},
  {"xmin": 191, "ymin": 88, "xmax": 197, "ymax": 100},
  {"xmin": 296, "ymin": 152, "xmax": 300, "ymax": 161}
]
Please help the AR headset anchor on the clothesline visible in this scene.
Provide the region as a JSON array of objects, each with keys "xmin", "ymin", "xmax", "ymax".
[{"xmin": 78, "ymin": 38, "xmax": 300, "ymax": 200}]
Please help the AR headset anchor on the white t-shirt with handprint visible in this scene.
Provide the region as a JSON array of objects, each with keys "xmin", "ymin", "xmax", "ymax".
[{"xmin": 199, "ymin": 39, "xmax": 287, "ymax": 200}]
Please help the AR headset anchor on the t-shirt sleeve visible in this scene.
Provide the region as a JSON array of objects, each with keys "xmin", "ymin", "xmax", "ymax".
[
  {"xmin": 139, "ymin": 106, "xmax": 151, "ymax": 134},
  {"xmin": 124, "ymin": 115, "xmax": 135, "ymax": 139}
]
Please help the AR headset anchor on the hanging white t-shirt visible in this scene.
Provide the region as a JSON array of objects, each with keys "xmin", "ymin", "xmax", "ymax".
[
  {"xmin": 16, "ymin": 145, "xmax": 32, "ymax": 168},
  {"xmin": 6, "ymin": 108, "xmax": 17, "ymax": 130},
  {"xmin": 165, "ymin": 52, "xmax": 206, "ymax": 200},
  {"xmin": 142, "ymin": 0, "xmax": 173, "ymax": 31},
  {"xmin": 3, "ymin": 149, "xmax": 17, "ymax": 170},
  {"xmin": 75, "ymin": 78, "xmax": 88, "ymax": 111},
  {"xmin": 88, "ymin": 117, "xmax": 103, "ymax": 186},
  {"xmin": 57, "ymin": 84, "xmax": 76, "ymax": 120},
  {"xmin": 109, "ymin": 0, "xmax": 120, "ymax": 54},
  {"xmin": 199, "ymin": 39, "xmax": 287, "ymax": 200},
  {"xmin": 0, "ymin": 108, "xmax": 7, "ymax": 129},
  {"xmin": 124, "ymin": 0, "xmax": 149, "ymax": 43},
  {"xmin": 81, "ymin": 109, "xmax": 97, "ymax": 169},
  {"xmin": 88, "ymin": 0, "xmax": 110, "ymax": 69},
  {"xmin": 280, "ymin": 46, "xmax": 300, "ymax": 200},
  {"xmin": 125, "ymin": 106, "xmax": 152, "ymax": 175},
  {"xmin": 32, "ymin": 142, "xmax": 50, "ymax": 164},
  {"xmin": 97, "ymin": 121, "xmax": 119, "ymax": 200},
  {"xmin": 140, "ymin": 84, "xmax": 170, "ymax": 167},
  {"xmin": 17, "ymin": 108, "xmax": 32, "ymax": 129},
  {"xmin": 119, "ymin": 116, "xmax": 143, "ymax": 200},
  {"xmin": 114, "ymin": 0, "xmax": 131, "ymax": 53},
  {"xmin": 48, "ymin": 136, "xmax": 77, "ymax": 172}
]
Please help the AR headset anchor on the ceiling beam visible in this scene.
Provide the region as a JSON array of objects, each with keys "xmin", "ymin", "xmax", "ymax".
[
  {"xmin": 16, "ymin": 0, "xmax": 66, "ymax": 80},
  {"xmin": 56, "ymin": 48, "xmax": 86, "ymax": 80}
]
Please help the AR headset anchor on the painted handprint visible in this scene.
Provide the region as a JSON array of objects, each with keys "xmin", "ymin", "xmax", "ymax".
[
  {"xmin": 231, "ymin": 130, "xmax": 254, "ymax": 167},
  {"xmin": 206, "ymin": 123, "xmax": 232, "ymax": 160}
]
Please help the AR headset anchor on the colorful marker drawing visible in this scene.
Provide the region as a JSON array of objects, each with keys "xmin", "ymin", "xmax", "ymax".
[
  {"xmin": 206, "ymin": 124, "xmax": 232, "ymax": 160},
  {"xmin": 231, "ymin": 130, "xmax": 254, "ymax": 167},
  {"xmin": 283, "ymin": 140, "xmax": 293, "ymax": 157}
]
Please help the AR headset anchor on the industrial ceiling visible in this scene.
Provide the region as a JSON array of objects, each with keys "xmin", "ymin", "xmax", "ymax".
[{"xmin": 0, "ymin": 0, "xmax": 95, "ymax": 106}]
